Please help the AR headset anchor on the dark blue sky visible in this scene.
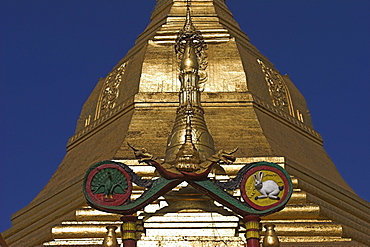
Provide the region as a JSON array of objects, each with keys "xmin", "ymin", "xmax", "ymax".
[{"xmin": 1, "ymin": 0, "xmax": 369, "ymax": 233}]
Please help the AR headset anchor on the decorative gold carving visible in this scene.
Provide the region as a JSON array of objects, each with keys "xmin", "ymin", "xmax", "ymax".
[
  {"xmin": 175, "ymin": 5, "xmax": 208, "ymax": 88},
  {"xmin": 84, "ymin": 115, "xmax": 91, "ymax": 127},
  {"xmin": 95, "ymin": 62, "xmax": 127, "ymax": 120},
  {"xmin": 257, "ymin": 59, "xmax": 296, "ymax": 119},
  {"xmin": 296, "ymin": 110, "xmax": 304, "ymax": 122}
]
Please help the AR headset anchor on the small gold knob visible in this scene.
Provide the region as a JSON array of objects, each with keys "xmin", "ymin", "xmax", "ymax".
[
  {"xmin": 102, "ymin": 225, "xmax": 119, "ymax": 247},
  {"xmin": 262, "ymin": 224, "xmax": 280, "ymax": 247}
]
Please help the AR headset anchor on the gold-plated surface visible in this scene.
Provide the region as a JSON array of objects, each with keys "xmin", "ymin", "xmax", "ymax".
[
  {"xmin": 262, "ymin": 204, "xmax": 322, "ymax": 220},
  {"xmin": 246, "ymin": 230, "xmax": 260, "ymax": 240},
  {"xmin": 51, "ymin": 222, "xmax": 122, "ymax": 239},
  {"xmin": 259, "ymin": 221, "xmax": 343, "ymax": 237},
  {"xmin": 76, "ymin": 207, "xmax": 121, "ymax": 221}
]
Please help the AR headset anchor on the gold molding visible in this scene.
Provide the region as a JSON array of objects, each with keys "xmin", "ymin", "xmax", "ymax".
[{"xmin": 68, "ymin": 92, "xmax": 322, "ymax": 151}]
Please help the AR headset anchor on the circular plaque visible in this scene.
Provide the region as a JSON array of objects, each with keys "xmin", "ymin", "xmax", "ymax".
[
  {"xmin": 84, "ymin": 162, "xmax": 132, "ymax": 207},
  {"xmin": 240, "ymin": 164, "xmax": 291, "ymax": 211}
]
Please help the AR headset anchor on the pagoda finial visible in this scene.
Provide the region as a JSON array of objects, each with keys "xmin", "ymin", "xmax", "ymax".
[
  {"xmin": 165, "ymin": 3, "xmax": 215, "ymax": 164},
  {"xmin": 184, "ymin": 0, "xmax": 195, "ymax": 33}
]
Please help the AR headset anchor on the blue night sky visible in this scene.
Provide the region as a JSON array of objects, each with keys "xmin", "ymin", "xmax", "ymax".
[{"xmin": 0, "ymin": 0, "xmax": 369, "ymax": 233}]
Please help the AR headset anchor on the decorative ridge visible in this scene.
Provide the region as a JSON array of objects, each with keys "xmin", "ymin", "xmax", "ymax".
[{"xmin": 184, "ymin": 105, "xmax": 194, "ymax": 144}]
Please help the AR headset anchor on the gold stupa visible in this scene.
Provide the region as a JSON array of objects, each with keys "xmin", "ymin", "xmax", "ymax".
[{"xmin": 2, "ymin": 0, "xmax": 369, "ymax": 246}]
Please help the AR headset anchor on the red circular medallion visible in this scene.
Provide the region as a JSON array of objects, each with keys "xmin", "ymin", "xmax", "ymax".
[
  {"xmin": 240, "ymin": 165, "xmax": 290, "ymax": 211},
  {"xmin": 85, "ymin": 163, "xmax": 132, "ymax": 207}
]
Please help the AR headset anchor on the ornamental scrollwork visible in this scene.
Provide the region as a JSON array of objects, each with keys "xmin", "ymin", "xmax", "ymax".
[
  {"xmin": 95, "ymin": 62, "xmax": 127, "ymax": 119},
  {"xmin": 257, "ymin": 59, "xmax": 293, "ymax": 116}
]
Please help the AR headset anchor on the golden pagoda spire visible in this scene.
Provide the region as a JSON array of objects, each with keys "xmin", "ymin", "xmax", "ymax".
[
  {"xmin": 4, "ymin": 1, "xmax": 369, "ymax": 246},
  {"xmin": 165, "ymin": 0, "xmax": 215, "ymax": 164}
]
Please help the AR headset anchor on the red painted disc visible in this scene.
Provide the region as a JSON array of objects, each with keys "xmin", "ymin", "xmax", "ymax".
[
  {"xmin": 240, "ymin": 165, "xmax": 290, "ymax": 211},
  {"xmin": 85, "ymin": 163, "xmax": 132, "ymax": 207}
]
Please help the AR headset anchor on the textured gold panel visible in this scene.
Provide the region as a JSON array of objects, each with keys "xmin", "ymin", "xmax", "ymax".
[
  {"xmin": 262, "ymin": 221, "xmax": 343, "ymax": 237},
  {"xmin": 76, "ymin": 207, "xmax": 121, "ymax": 221},
  {"xmin": 263, "ymin": 204, "xmax": 322, "ymax": 220}
]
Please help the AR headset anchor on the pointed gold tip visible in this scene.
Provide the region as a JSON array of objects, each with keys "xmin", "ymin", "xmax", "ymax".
[
  {"xmin": 186, "ymin": 0, "xmax": 191, "ymax": 8},
  {"xmin": 184, "ymin": 2, "xmax": 195, "ymax": 33}
]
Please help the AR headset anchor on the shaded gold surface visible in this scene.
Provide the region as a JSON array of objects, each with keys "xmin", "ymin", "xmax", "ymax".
[
  {"xmin": 76, "ymin": 207, "xmax": 121, "ymax": 221},
  {"xmin": 52, "ymin": 222, "xmax": 122, "ymax": 239},
  {"xmin": 262, "ymin": 204, "xmax": 322, "ymax": 220},
  {"xmin": 260, "ymin": 221, "xmax": 343, "ymax": 237}
]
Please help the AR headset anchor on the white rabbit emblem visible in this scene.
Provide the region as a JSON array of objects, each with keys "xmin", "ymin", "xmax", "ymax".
[{"xmin": 253, "ymin": 171, "xmax": 284, "ymax": 200}]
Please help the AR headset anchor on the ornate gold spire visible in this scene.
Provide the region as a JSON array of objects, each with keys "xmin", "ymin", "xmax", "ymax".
[
  {"xmin": 183, "ymin": 0, "xmax": 195, "ymax": 33},
  {"xmin": 165, "ymin": 2, "xmax": 215, "ymax": 164}
]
